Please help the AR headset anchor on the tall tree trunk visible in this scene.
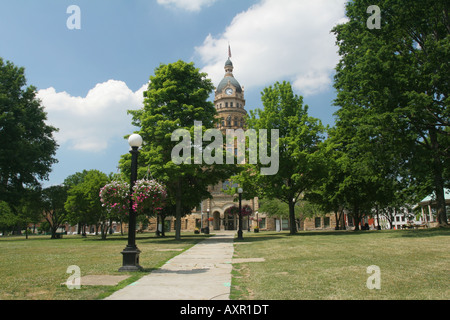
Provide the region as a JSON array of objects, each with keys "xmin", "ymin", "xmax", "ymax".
[
  {"xmin": 288, "ymin": 199, "xmax": 297, "ymax": 235},
  {"xmin": 334, "ymin": 207, "xmax": 345, "ymax": 230},
  {"xmin": 388, "ymin": 208, "xmax": 394, "ymax": 229},
  {"xmin": 353, "ymin": 205, "xmax": 361, "ymax": 231},
  {"xmin": 175, "ymin": 178, "xmax": 182, "ymax": 240},
  {"xmin": 334, "ymin": 210, "xmax": 340, "ymax": 230},
  {"xmin": 101, "ymin": 220, "xmax": 109, "ymax": 240},
  {"xmin": 376, "ymin": 205, "xmax": 381, "ymax": 230},
  {"xmin": 340, "ymin": 209, "xmax": 346, "ymax": 230},
  {"xmin": 156, "ymin": 215, "xmax": 160, "ymax": 237},
  {"xmin": 51, "ymin": 225, "xmax": 58, "ymax": 239},
  {"xmin": 429, "ymin": 127, "xmax": 448, "ymax": 227},
  {"xmin": 161, "ymin": 214, "xmax": 166, "ymax": 237}
]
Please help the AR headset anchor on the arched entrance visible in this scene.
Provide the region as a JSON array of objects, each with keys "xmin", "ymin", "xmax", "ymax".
[
  {"xmin": 225, "ymin": 214, "xmax": 237, "ymax": 230},
  {"xmin": 213, "ymin": 211, "xmax": 221, "ymax": 230}
]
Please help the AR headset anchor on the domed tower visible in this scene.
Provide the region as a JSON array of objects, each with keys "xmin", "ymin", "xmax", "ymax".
[
  {"xmin": 214, "ymin": 57, "xmax": 247, "ymax": 132},
  {"xmin": 192, "ymin": 49, "xmax": 258, "ymax": 233}
]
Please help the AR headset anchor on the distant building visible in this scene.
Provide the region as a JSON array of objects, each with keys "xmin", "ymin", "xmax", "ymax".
[{"xmin": 417, "ymin": 188, "xmax": 450, "ymax": 227}]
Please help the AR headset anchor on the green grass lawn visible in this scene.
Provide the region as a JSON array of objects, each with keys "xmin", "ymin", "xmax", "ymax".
[
  {"xmin": 0, "ymin": 232, "xmax": 208, "ymax": 300},
  {"xmin": 1, "ymin": 228, "xmax": 448, "ymax": 300},
  {"xmin": 230, "ymin": 228, "xmax": 450, "ymax": 300}
]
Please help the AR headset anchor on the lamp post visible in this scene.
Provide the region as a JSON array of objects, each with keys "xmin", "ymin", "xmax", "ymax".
[
  {"xmin": 206, "ymin": 208, "xmax": 210, "ymax": 234},
  {"xmin": 119, "ymin": 134, "xmax": 144, "ymax": 272},
  {"xmin": 237, "ymin": 188, "xmax": 243, "ymax": 240},
  {"xmin": 201, "ymin": 202, "xmax": 203, "ymax": 232}
]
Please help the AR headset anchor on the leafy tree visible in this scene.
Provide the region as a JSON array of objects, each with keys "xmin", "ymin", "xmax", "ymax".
[
  {"xmin": 41, "ymin": 185, "xmax": 69, "ymax": 239},
  {"xmin": 16, "ymin": 187, "xmax": 43, "ymax": 238},
  {"xmin": 233, "ymin": 81, "xmax": 327, "ymax": 234},
  {"xmin": 258, "ymin": 197, "xmax": 325, "ymax": 231},
  {"xmin": 0, "ymin": 201, "xmax": 17, "ymax": 235},
  {"xmin": 332, "ymin": 0, "xmax": 449, "ymax": 226},
  {"xmin": 122, "ymin": 60, "xmax": 236, "ymax": 240},
  {"xmin": 258, "ymin": 198, "xmax": 290, "ymax": 219},
  {"xmin": 64, "ymin": 170, "xmax": 92, "ymax": 235},
  {"xmin": 259, "ymin": 198, "xmax": 305, "ymax": 220},
  {"xmin": 65, "ymin": 170, "xmax": 110, "ymax": 239},
  {"xmin": 304, "ymin": 136, "xmax": 348, "ymax": 230},
  {"xmin": 0, "ymin": 58, "xmax": 58, "ymax": 209}
]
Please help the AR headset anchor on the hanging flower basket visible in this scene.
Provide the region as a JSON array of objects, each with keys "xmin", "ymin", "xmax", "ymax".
[
  {"xmin": 100, "ymin": 179, "xmax": 167, "ymax": 216},
  {"xmin": 99, "ymin": 181, "xmax": 130, "ymax": 216},
  {"xmin": 225, "ymin": 206, "xmax": 239, "ymax": 215},
  {"xmin": 131, "ymin": 179, "xmax": 168, "ymax": 215},
  {"xmin": 241, "ymin": 204, "xmax": 253, "ymax": 216},
  {"xmin": 224, "ymin": 205, "xmax": 253, "ymax": 216}
]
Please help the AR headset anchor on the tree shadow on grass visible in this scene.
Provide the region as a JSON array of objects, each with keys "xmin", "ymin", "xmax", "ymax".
[
  {"xmin": 396, "ymin": 227, "xmax": 450, "ymax": 238},
  {"xmin": 291, "ymin": 230, "xmax": 379, "ymax": 237},
  {"xmin": 80, "ymin": 233, "xmax": 211, "ymax": 245},
  {"xmin": 232, "ymin": 232, "xmax": 289, "ymax": 243},
  {"xmin": 269, "ymin": 228, "xmax": 450, "ymax": 239},
  {"xmin": 231, "ymin": 229, "xmax": 449, "ymax": 243}
]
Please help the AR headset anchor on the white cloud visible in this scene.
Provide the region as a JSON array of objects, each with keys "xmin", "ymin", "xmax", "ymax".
[
  {"xmin": 195, "ymin": 0, "xmax": 347, "ymax": 96},
  {"xmin": 156, "ymin": 0, "xmax": 218, "ymax": 12},
  {"xmin": 38, "ymin": 80, "xmax": 147, "ymax": 152}
]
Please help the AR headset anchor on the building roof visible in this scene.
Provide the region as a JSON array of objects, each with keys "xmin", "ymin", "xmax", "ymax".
[
  {"xmin": 216, "ymin": 58, "xmax": 242, "ymax": 93},
  {"xmin": 225, "ymin": 58, "xmax": 233, "ymax": 67},
  {"xmin": 217, "ymin": 76, "xmax": 242, "ymax": 93},
  {"xmin": 418, "ymin": 188, "xmax": 450, "ymax": 205}
]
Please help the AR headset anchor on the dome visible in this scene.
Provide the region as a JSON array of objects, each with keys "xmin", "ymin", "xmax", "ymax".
[
  {"xmin": 225, "ymin": 58, "xmax": 233, "ymax": 67},
  {"xmin": 217, "ymin": 76, "xmax": 242, "ymax": 93},
  {"xmin": 217, "ymin": 58, "xmax": 242, "ymax": 93}
]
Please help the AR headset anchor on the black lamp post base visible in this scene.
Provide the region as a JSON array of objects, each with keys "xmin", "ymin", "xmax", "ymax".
[
  {"xmin": 237, "ymin": 230, "xmax": 243, "ymax": 240},
  {"xmin": 119, "ymin": 247, "xmax": 143, "ymax": 272}
]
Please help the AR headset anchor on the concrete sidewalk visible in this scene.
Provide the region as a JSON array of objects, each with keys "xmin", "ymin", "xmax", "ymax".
[{"xmin": 105, "ymin": 231, "xmax": 235, "ymax": 300}]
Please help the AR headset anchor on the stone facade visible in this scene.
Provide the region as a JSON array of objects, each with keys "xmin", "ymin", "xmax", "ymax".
[{"xmin": 196, "ymin": 56, "xmax": 260, "ymax": 231}]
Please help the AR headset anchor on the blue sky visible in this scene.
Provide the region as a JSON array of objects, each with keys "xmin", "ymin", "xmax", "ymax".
[{"xmin": 0, "ymin": 0, "xmax": 348, "ymax": 187}]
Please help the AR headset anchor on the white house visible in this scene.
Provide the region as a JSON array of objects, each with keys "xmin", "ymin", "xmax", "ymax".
[{"xmin": 418, "ymin": 188, "xmax": 450, "ymax": 226}]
